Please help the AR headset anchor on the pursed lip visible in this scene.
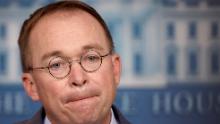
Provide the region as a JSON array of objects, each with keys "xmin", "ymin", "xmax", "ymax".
[
  {"xmin": 64, "ymin": 91, "xmax": 100, "ymax": 105},
  {"xmin": 66, "ymin": 95, "xmax": 97, "ymax": 103},
  {"xmin": 63, "ymin": 87, "xmax": 101, "ymax": 105}
]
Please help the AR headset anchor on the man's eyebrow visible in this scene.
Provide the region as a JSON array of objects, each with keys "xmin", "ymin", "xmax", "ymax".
[
  {"xmin": 41, "ymin": 44, "xmax": 106, "ymax": 61},
  {"xmin": 82, "ymin": 44, "xmax": 105, "ymax": 51},
  {"xmin": 41, "ymin": 51, "xmax": 64, "ymax": 61}
]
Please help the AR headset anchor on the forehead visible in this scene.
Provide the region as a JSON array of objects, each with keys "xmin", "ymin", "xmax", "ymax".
[
  {"xmin": 32, "ymin": 10, "xmax": 105, "ymax": 36},
  {"xmin": 29, "ymin": 10, "xmax": 109, "ymax": 61}
]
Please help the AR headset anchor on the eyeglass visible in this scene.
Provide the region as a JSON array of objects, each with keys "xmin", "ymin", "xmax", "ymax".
[{"xmin": 28, "ymin": 50, "xmax": 111, "ymax": 79}]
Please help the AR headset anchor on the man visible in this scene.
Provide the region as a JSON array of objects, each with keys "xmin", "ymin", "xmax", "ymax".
[{"xmin": 16, "ymin": 0, "xmax": 131, "ymax": 124}]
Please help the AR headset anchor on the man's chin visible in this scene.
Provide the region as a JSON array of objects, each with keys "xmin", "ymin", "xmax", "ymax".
[{"xmin": 66, "ymin": 112, "xmax": 101, "ymax": 124}]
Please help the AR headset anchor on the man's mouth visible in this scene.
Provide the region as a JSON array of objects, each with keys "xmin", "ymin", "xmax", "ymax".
[
  {"xmin": 64, "ymin": 90, "xmax": 100, "ymax": 105},
  {"xmin": 63, "ymin": 88, "xmax": 101, "ymax": 106},
  {"xmin": 67, "ymin": 95, "xmax": 97, "ymax": 103}
]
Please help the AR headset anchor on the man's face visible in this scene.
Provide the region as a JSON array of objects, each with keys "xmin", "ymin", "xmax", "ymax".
[{"xmin": 22, "ymin": 11, "xmax": 121, "ymax": 124}]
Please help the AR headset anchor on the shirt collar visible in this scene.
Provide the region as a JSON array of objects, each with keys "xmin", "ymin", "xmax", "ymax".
[
  {"xmin": 44, "ymin": 108, "xmax": 118, "ymax": 124},
  {"xmin": 44, "ymin": 116, "xmax": 50, "ymax": 124},
  {"xmin": 110, "ymin": 108, "xmax": 118, "ymax": 124}
]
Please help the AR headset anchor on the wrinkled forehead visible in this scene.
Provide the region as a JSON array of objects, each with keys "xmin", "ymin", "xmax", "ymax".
[
  {"xmin": 32, "ymin": 10, "xmax": 93, "ymax": 32},
  {"xmin": 29, "ymin": 10, "xmax": 110, "ymax": 48}
]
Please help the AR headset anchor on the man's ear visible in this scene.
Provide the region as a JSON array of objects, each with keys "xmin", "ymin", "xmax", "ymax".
[
  {"xmin": 22, "ymin": 73, "xmax": 40, "ymax": 101},
  {"xmin": 111, "ymin": 53, "xmax": 121, "ymax": 87}
]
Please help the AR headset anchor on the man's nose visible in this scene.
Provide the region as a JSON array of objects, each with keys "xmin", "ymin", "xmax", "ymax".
[{"xmin": 68, "ymin": 62, "xmax": 87, "ymax": 87}]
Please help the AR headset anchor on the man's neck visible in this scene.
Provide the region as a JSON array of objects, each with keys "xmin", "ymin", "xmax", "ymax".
[{"xmin": 44, "ymin": 108, "xmax": 118, "ymax": 124}]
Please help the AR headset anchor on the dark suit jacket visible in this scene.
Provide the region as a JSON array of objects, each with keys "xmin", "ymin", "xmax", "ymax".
[{"xmin": 15, "ymin": 105, "xmax": 131, "ymax": 124}]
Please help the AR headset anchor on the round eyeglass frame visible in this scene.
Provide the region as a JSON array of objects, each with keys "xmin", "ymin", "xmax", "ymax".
[{"xmin": 28, "ymin": 50, "xmax": 111, "ymax": 79}]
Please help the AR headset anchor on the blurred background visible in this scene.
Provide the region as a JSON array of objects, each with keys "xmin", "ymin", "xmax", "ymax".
[{"xmin": 0, "ymin": 0, "xmax": 220, "ymax": 124}]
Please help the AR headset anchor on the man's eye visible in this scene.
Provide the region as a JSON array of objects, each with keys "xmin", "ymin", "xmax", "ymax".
[
  {"xmin": 49, "ymin": 62, "xmax": 66, "ymax": 70},
  {"xmin": 85, "ymin": 55, "xmax": 100, "ymax": 62}
]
